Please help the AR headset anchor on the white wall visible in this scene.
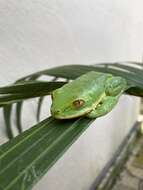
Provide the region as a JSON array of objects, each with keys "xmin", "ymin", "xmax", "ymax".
[{"xmin": 0, "ymin": 0, "xmax": 142, "ymax": 190}]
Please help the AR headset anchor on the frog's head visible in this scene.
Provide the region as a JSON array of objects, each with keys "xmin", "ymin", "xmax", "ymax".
[
  {"xmin": 50, "ymin": 88, "xmax": 93, "ymax": 119},
  {"xmin": 50, "ymin": 71, "xmax": 107, "ymax": 119}
]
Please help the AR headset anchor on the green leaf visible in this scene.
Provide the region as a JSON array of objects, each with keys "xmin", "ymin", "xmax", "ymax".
[
  {"xmin": 16, "ymin": 63, "xmax": 143, "ymax": 89},
  {"xmin": 125, "ymin": 87, "xmax": 143, "ymax": 97},
  {"xmin": 0, "ymin": 61, "xmax": 143, "ymax": 190},
  {"xmin": 121, "ymin": 61, "xmax": 143, "ymax": 67},
  {"xmin": 0, "ymin": 81, "xmax": 66, "ymax": 106},
  {"xmin": 3, "ymin": 105, "xmax": 13, "ymax": 139},
  {"xmin": 0, "ymin": 117, "xmax": 94, "ymax": 190},
  {"xmin": 1, "ymin": 63, "xmax": 143, "ymax": 106},
  {"xmin": 93, "ymin": 66, "xmax": 143, "ymax": 87},
  {"xmin": 36, "ymin": 97, "xmax": 44, "ymax": 122},
  {"xmin": 36, "ymin": 77, "xmax": 58, "ymax": 122},
  {"xmin": 15, "ymin": 102, "xmax": 23, "ymax": 134},
  {"xmin": 0, "ymin": 81, "xmax": 66, "ymax": 95},
  {"xmin": 26, "ymin": 63, "xmax": 143, "ymax": 96},
  {"xmin": 96, "ymin": 63, "xmax": 143, "ymax": 83},
  {"xmin": 16, "ymin": 62, "xmax": 142, "ymax": 81},
  {"xmin": 17, "ymin": 65, "xmax": 96, "ymax": 81}
]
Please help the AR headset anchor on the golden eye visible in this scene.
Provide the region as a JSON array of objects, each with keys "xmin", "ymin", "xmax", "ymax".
[{"xmin": 73, "ymin": 99, "xmax": 85, "ymax": 108}]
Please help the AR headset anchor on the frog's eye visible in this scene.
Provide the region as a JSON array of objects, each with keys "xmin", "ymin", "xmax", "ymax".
[{"xmin": 72, "ymin": 99, "xmax": 85, "ymax": 108}]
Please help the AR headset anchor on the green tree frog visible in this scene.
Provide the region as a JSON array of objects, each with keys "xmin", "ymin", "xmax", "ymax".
[{"xmin": 51, "ymin": 71, "xmax": 127, "ymax": 119}]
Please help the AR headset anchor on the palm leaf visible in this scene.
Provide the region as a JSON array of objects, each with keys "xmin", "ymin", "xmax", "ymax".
[
  {"xmin": 96, "ymin": 63, "xmax": 143, "ymax": 83},
  {"xmin": 0, "ymin": 81, "xmax": 66, "ymax": 106},
  {"xmin": 0, "ymin": 81, "xmax": 65, "ymax": 95},
  {"xmin": 16, "ymin": 62, "xmax": 141, "ymax": 79},
  {"xmin": 0, "ymin": 117, "xmax": 94, "ymax": 190},
  {"xmin": 15, "ymin": 102, "xmax": 23, "ymax": 134},
  {"xmin": 0, "ymin": 81, "xmax": 65, "ymax": 138},
  {"xmin": 3, "ymin": 105, "xmax": 13, "ymax": 139},
  {"xmin": 1, "ymin": 62, "xmax": 143, "ymax": 138},
  {"xmin": 36, "ymin": 78, "xmax": 57, "ymax": 122},
  {"xmin": 16, "ymin": 63, "xmax": 143, "ymax": 90},
  {"xmin": 36, "ymin": 97, "xmax": 44, "ymax": 122},
  {"xmin": 0, "ymin": 62, "xmax": 143, "ymax": 189},
  {"xmin": 32, "ymin": 63, "xmax": 143, "ymax": 96},
  {"xmin": 120, "ymin": 61, "xmax": 143, "ymax": 67}
]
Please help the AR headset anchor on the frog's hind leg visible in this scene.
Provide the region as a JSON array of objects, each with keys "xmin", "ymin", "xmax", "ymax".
[
  {"xmin": 105, "ymin": 77, "xmax": 127, "ymax": 96},
  {"xmin": 86, "ymin": 96, "xmax": 119, "ymax": 119}
]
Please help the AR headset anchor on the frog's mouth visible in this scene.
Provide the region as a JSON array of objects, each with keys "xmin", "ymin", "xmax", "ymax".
[
  {"xmin": 52, "ymin": 111, "xmax": 91, "ymax": 119},
  {"xmin": 51, "ymin": 107, "xmax": 93, "ymax": 120},
  {"xmin": 51, "ymin": 105, "xmax": 92, "ymax": 119}
]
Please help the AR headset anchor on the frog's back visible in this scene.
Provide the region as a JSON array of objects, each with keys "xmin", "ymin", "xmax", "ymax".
[{"xmin": 55, "ymin": 71, "xmax": 112, "ymax": 97}]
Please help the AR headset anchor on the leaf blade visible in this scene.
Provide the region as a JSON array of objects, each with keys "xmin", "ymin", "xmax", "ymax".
[
  {"xmin": 3, "ymin": 105, "xmax": 13, "ymax": 139},
  {"xmin": 0, "ymin": 117, "xmax": 94, "ymax": 190},
  {"xmin": 0, "ymin": 82, "xmax": 66, "ymax": 106},
  {"xmin": 0, "ymin": 81, "xmax": 66, "ymax": 95},
  {"xmin": 36, "ymin": 97, "xmax": 44, "ymax": 122},
  {"xmin": 15, "ymin": 102, "xmax": 23, "ymax": 134}
]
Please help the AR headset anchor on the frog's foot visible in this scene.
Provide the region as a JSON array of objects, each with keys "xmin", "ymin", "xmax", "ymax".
[{"xmin": 86, "ymin": 96, "xmax": 119, "ymax": 119}]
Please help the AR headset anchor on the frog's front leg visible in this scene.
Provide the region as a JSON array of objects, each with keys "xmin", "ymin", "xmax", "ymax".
[{"xmin": 86, "ymin": 96, "xmax": 119, "ymax": 118}]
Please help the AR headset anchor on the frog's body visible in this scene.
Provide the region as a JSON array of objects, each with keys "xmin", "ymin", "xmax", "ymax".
[{"xmin": 51, "ymin": 71, "xmax": 127, "ymax": 119}]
